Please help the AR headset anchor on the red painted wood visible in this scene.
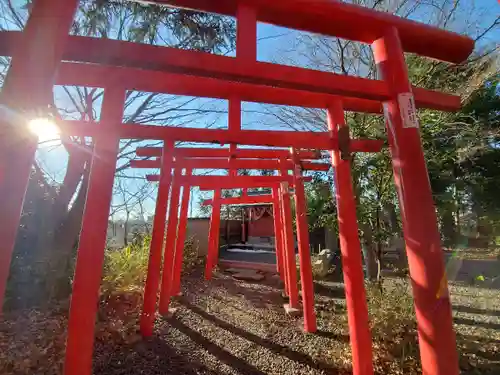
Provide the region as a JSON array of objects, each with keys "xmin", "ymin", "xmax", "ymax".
[
  {"xmin": 0, "ymin": 30, "xmax": 464, "ymax": 112},
  {"xmin": 0, "ymin": 0, "xmax": 79, "ymax": 313},
  {"xmin": 205, "ymin": 189, "xmax": 221, "ymax": 280},
  {"xmin": 59, "ymin": 120, "xmax": 384, "ymax": 153},
  {"xmin": 140, "ymin": 141, "xmax": 174, "ymax": 336},
  {"xmin": 146, "ymin": 174, "xmax": 313, "ymax": 189},
  {"xmin": 149, "ymin": 0, "xmax": 473, "ymax": 62},
  {"xmin": 277, "ymin": 185, "xmax": 289, "ymax": 295},
  {"xmin": 202, "ymin": 195, "xmax": 273, "ymax": 206},
  {"xmin": 130, "ymin": 158, "xmax": 331, "ymax": 172},
  {"xmin": 279, "ymin": 180, "xmax": 299, "ymax": 308},
  {"xmin": 291, "ymin": 155, "xmax": 317, "ymax": 333},
  {"xmin": 171, "ymin": 168, "xmax": 192, "ymax": 296},
  {"xmin": 183, "ymin": 175, "xmax": 296, "ymax": 186},
  {"xmin": 272, "ymin": 187, "xmax": 285, "ymax": 280},
  {"xmin": 373, "ymin": 28, "xmax": 459, "ymax": 375},
  {"xmin": 0, "ymin": 1, "xmax": 473, "ymax": 375},
  {"xmin": 65, "ymin": 89, "xmax": 124, "ymax": 375},
  {"xmin": 136, "ymin": 147, "xmax": 321, "ymax": 159},
  {"xmin": 49, "ymin": 60, "xmax": 461, "ymax": 112},
  {"xmin": 328, "ymin": 102, "xmax": 373, "ymax": 375},
  {"xmin": 53, "ymin": 62, "xmax": 385, "ymax": 111},
  {"xmin": 237, "ymin": 3, "xmax": 257, "ymax": 61},
  {"xmin": 158, "ymin": 167, "xmax": 183, "ymax": 315},
  {"xmin": 228, "ymin": 99, "xmax": 242, "ymax": 135},
  {"xmin": 195, "ymin": 176, "xmax": 312, "ymax": 191}
]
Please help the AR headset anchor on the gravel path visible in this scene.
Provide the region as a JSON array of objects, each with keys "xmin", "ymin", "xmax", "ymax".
[
  {"xmin": 449, "ymin": 283, "xmax": 500, "ymax": 374},
  {"xmin": 92, "ymin": 271, "xmax": 500, "ymax": 375},
  {"xmin": 1, "ymin": 268, "xmax": 499, "ymax": 374},
  {"xmin": 94, "ymin": 272, "xmax": 352, "ymax": 375}
]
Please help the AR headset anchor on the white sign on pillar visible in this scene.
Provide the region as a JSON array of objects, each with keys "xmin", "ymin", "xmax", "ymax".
[
  {"xmin": 281, "ymin": 181, "xmax": 289, "ymax": 194},
  {"xmin": 383, "ymin": 102, "xmax": 393, "ymax": 132},
  {"xmin": 383, "ymin": 103, "xmax": 407, "ymax": 222},
  {"xmin": 294, "ymin": 165, "xmax": 302, "ymax": 177},
  {"xmin": 397, "ymin": 92, "xmax": 419, "ymax": 129}
]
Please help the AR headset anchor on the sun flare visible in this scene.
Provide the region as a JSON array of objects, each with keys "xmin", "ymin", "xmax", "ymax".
[{"xmin": 27, "ymin": 118, "xmax": 60, "ymax": 143}]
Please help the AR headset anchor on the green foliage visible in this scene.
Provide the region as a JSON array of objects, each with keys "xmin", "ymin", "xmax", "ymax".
[
  {"xmin": 302, "ymin": 53, "xmax": 500, "ymax": 248},
  {"xmin": 102, "ymin": 235, "xmax": 151, "ymax": 294},
  {"xmin": 102, "ymin": 235, "xmax": 202, "ymax": 295},
  {"xmin": 416, "ymin": 58, "xmax": 500, "ymax": 244},
  {"xmin": 305, "ymin": 175, "xmax": 337, "ymax": 231},
  {"xmin": 74, "ymin": 0, "xmax": 236, "ymax": 53},
  {"xmin": 367, "ymin": 281, "xmax": 415, "ymax": 337}
]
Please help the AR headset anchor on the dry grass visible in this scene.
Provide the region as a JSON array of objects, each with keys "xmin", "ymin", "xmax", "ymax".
[{"xmin": 365, "ymin": 280, "xmax": 420, "ymax": 374}]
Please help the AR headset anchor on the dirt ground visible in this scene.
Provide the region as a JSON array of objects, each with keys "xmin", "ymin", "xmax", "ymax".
[{"xmin": 1, "ymin": 267, "xmax": 500, "ymax": 375}]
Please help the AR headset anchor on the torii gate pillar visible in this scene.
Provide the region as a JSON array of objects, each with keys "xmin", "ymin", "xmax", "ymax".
[
  {"xmin": 141, "ymin": 141, "xmax": 174, "ymax": 336},
  {"xmin": 205, "ymin": 189, "xmax": 222, "ymax": 280},
  {"xmin": 372, "ymin": 27, "xmax": 459, "ymax": 375},
  {"xmin": 0, "ymin": 0, "xmax": 80, "ymax": 312},
  {"xmin": 328, "ymin": 102, "xmax": 373, "ymax": 375}
]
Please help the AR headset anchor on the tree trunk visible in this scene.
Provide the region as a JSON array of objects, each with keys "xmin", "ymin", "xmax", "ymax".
[
  {"xmin": 7, "ymin": 154, "xmax": 90, "ymax": 310},
  {"xmin": 123, "ymin": 214, "xmax": 129, "ymax": 247},
  {"xmin": 360, "ymin": 223, "xmax": 378, "ymax": 282},
  {"xmin": 441, "ymin": 209, "xmax": 457, "ymax": 246},
  {"xmin": 44, "ymin": 168, "xmax": 90, "ymax": 302},
  {"xmin": 384, "ymin": 202, "xmax": 400, "ymax": 234}
]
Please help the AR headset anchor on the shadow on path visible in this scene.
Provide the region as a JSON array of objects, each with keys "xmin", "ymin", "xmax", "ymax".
[
  {"xmin": 211, "ymin": 276, "xmax": 285, "ymax": 309},
  {"xmin": 453, "ymin": 304, "xmax": 500, "ymax": 317},
  {"xmin": 456, "ymin": 333, "xmax": 500, "ymax": 375},
  {"xmin": 454, "ymin": 317, "xmax": 500, "ymax": 330},
  {"xmin": 168, "ymin": 317, "xmax": 267, "ymax": 375},
  {"xmin": 180, "ymin": 299, "xmax": 341, "ymax": 372},
  {"xmin": 93, "ymin": 337, "xmax": 219, "ymax": 375}
]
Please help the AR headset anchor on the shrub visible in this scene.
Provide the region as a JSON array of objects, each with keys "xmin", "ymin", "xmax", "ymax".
[
  {"xmin": 101, "ymin": 235, "xmax": 203, "ymax": 296},
  {"xmin": 182, "ymin": 236, "xmax": 204, "ymax": 273},
  {"xmin": 367, "ymin": 279, "xmax": 419, "ymax": 371},
  {"xmin": 367, "ymin": 280, "xmax": 415, "ymax": 336},
  {"xmin": 102, "ymin": 236, "xmax": 151, "ymax": 295}
]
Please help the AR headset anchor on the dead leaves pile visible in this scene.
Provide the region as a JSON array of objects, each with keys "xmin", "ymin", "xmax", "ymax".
[
  {"xmin": 0, "ymin": 291, "xmax": 143, "ymax": 375},
  {"xmin": 95, "ymin": 291, "xmax": 143, "ymax": 346},
  {"xmin": 0, "ymin": 307, "xmax": 68, "ymax": 374}
]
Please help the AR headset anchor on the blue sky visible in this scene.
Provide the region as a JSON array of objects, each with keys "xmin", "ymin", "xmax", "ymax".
[{"xmin": 1, "ymin": 0, "xmax": 498, "ymax": 220}]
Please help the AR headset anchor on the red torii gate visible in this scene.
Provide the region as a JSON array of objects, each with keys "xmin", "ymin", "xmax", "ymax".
[
  {"xmin": 202, "ymin": 194, "xmax": 274, "ymax": 206},
  {"xmin": 130, "ymin": 149, "xmax": 334, "ymax": 332},
  {"xmin": 135, "ymin": 147, "xmax": 322, "ymax": 159},
  {"xmin": 146, "ymin": 173, "xmax": 315, "ymax": 185},
  {"xmin": 201, "ymin": 190, "xmax": 300, "ymax": 314},
  {"xmin": 140, "ymin": 173, "xmax": 314, "ymax": 327},
  {"xmin": 200, "ymin": 193, "xmax": 277, "ymax": 257},
  {"xmin": 130, "ymin": 158, "xmax": 332, "ymax": 172},
  {"xmin": 132, "ymin": 145, "xmax": 336, "ymax": 333},
  {"xmin": 0, "ymin": 1, "xmax": 474, "ymax": 375},
  {"xmin": 191, "ymin": 174, "xmax": 314, "ymax": 324}
]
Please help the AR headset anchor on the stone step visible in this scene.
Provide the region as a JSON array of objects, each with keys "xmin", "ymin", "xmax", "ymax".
[{"xmin": 231, "ymin": 269, "xmax": 265, "ymax": 281}]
